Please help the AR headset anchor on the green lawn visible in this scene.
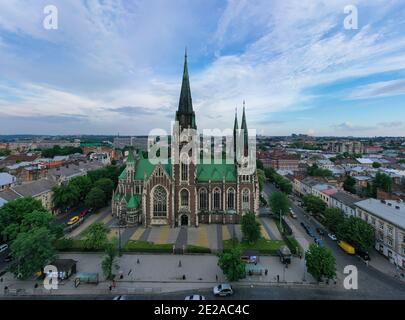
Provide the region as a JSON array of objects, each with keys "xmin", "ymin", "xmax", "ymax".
[
  {"xmin": 123, "ymin": 240, "xmax": 174, "ymax": 253},
  {"xmin": 223, "ymin": 238, "xmax": 285, "ymax": 255}
]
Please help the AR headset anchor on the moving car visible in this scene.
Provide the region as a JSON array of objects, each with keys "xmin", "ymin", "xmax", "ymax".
[
  {"xmin": 185, "ymin": 295, "xmax": 206, "ymax": 300},
  {"xmin": 67, "ymin": 216, "xmax": 80, "ymax": 225},
  {"xmin": 338, "ymin": 240, "xmax": 356, "ymax": 255},
  {"xmin": 213, "ymin": 284, "xmax": 234, "ymax": 297},
  {"xmin": 0, "ymin": 243, "xmax": 8, "ymax": 253},
  {"xmin": 328, "ymin": 233, "xmax": 337, "ymax": 241}
]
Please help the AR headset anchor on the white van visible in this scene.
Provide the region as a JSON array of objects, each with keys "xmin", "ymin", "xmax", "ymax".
[{"xmin": 0, "ymin": 243, "xmax": 8, "ymax": 253}]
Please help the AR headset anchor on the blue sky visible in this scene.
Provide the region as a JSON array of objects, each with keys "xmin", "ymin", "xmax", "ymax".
[{"xmin": 0, "ymin": 0, "xmax": 405, "ymax": 136}]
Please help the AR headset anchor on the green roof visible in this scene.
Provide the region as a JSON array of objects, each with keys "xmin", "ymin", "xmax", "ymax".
[
  {"xmin": 127, "ymin": 195, "xmax": 141, "ymax": 209},
  {"xmin": 135, "ymin": 159, "xmax": 172, "ymax": 181},
  {"xmin": 197, "ymin": 163, "xmax": 237, "ymax": 182}
]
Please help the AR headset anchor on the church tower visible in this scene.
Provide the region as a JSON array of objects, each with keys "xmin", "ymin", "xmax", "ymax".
[{"xmin": 173, "ymin": 49, "xmax": 198, "ymax": 227}]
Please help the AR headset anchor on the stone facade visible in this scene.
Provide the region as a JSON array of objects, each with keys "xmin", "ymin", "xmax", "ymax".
[{"xmin": 112, "ymin": 53, "xmax": 259, "ymax": 227}]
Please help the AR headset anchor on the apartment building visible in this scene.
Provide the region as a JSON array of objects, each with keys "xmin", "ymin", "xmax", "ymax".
[
  {"xmin": 355, "ymin": 199, "xmax": 405, "ymax": 268},
  {"xmin": 330, "ymin": 191, "xmax": 361, "ymax": 217}
]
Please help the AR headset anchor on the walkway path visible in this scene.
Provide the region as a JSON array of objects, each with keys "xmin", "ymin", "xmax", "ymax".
[
  {"xmin": 174, "ymin": 227, "xmax": 187, "ymax": 252},
  {"xmin": 260, "ymin": 217, "xmax": 283, "ymax": 240}
]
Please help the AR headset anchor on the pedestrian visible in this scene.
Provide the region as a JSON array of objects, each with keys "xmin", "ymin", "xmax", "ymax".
[
  {"xmin": 178, "ymin": 260, "xmax": 182, "ymax": 267},
  {"xmin": 34, "ymin": 283, "xmax": 38, "ymax": 288},
  {"xmin": 215, "ymin": 275, "xmax": 218, "ymax": 281},
  {"xmin": 137, "ymin": 258, "xmax": 140, "ymax": 264},
  {"xmin": 265, "ymin": 269, "xmax": 268, "ymax": 276},
  {"xmin": 109, "ymin": 285, "xmax": 112, "ymax": 291},
  {"xmin": 120, "ymin": 274, "xmax": 124, "ymax": 280},
  {"xmin": 182, "ymin": 274, "xmax": 186, "ymax": 280},
  {"xmin": 277, "ymin": 275, "xmax": 279, "ymax": 283}
]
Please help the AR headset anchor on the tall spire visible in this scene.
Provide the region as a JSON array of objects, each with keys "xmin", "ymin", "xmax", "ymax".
[
  {"xmin": 233, "ymin": 107, "xmax": 239, "ymax": 161},
  {"xmin": 176, "ymin": 48, "xmax": 196, "ymax": 129},
  {"xmin": 241, "ymin": 101, "xmax": 249, "ymax": 157}
]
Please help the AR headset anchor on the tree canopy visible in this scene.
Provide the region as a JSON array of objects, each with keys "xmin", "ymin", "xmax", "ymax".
[
  {"xmin": 218, "ymin": 247, "xmax": 246, "ymax": 282},
  {"xmin": 9, "ymin": 227, "xmax": 56, "ymax": 279},
  {"xmin": 324, "ymin": 208, "xmax": 345, "ymax": 234},
  {"xmin": 307, "ymin": 164, "xmax": 332, "ymax": 177},
  {"xmin": 337, "ymin": 216, "xmax": 375, "ymax": 253},
  {"xmin": 268, "ymin": 191, "xmax": 290, "ymax": 217},
  {"xmin": 305, "ymin": 244, "xmax": 336, "ymax": 282},
  {"xmin": 241, "ymin": 212, "xmax": 261, "ymax": 244},
  {"xmin": 302, "ymin": 195, "xmax": 327, "ymax": 215},
  {"xmin": 82, "ymin": 222, "xmax": 109, "ymax": 250}
]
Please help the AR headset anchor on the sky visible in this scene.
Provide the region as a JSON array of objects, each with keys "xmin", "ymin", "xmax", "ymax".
[{"xmin": 0, "ymin": 0, "xmax": 405, "ymax": 137}]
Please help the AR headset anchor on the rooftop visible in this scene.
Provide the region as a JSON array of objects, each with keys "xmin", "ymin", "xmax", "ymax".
[
  {"xmin": 0, "ymin": 172, "xmax": 16, "ymax": 186},
  {"xmin": 331, "ymin": 191, "xmax": 361, "ymax": 208},
  {"xmin": 355, "ymin": 198, "xmax": 405, "ymax": 229}
]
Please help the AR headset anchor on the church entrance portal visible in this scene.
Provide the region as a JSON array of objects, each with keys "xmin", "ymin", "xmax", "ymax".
[{"xmin": 181, "ymin": 214, "xmax": 189, "ymax": 226}]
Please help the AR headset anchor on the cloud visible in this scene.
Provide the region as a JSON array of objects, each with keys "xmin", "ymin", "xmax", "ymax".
[
  {"xmin": 0, "ymin": 0, "xmax": 405, "ymax": 135},
  {"xmin": 332, "ymin": 122, "xmax": 376, "ymax": 132},
  {"xmin": 349, "ymin": 79, "xmax": 405, "ymax": 100}
]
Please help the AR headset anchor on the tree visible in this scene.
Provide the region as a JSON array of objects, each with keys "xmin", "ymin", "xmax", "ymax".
[
  {"xmin": 302, "ymin": 195, "xmax": 326, "ymax": 215},
  {"xmin": 372, "ymin": 162, "xmax": 381, "ymax": 169},
  {"xmin": 307, "ymin": 164, "xmax": 332, "ymax": 177},
  {"xmin": 218, "ymin": 247, "xmax": 246, "ymax": 281},
  {"xmin": 85, "ymin": 187, "xmax": 107, "ymax": 210},
  {"xmin": 324, "ymin": 208, "xmax": 345, "ymax": 234},
  {"xmin": 305, "ymin": 244, "xmax": 336, "ymax": 282},
  {"xmin": 268, "ymin": 192, "xmax": 290, "ymax": 217},
  {"xmin": 337, "ymin": 216, "xmax": 375, "ymax": 253},
  {"xmin": 70, "ymin": 176, "xmax": 92, "ymax": 201},
  {"xmin": 101, "ymin": 238, "xmax": 119, "ymax": 280},
  {"xmin": 343, "ymin": 176, "xmax": 356, "ymax": 194},
  {"xmin": 240, "ymin": 212, "xmax": 261, "ymax": 244},
  {"xmin": 257, "ymin": 169, "xmax": 265, "ymax": 193},
  {"xmin": 256, "ymin": 159, "xmax": 264, "ymax": 170},
  {"xmin": 52, "ymin": 184, "xmax": 81, "ymax": 211},
  {"xmin": 9, "ymin": 227, "xmax": 56, "ymax": 279},
  {"xmin": 94, "ymin": 178, "xmax": 114, "ymax": 199},
  {"xmin": 0, "ymin": 197, "xmax": 45, "ymax": 241},
  {"xmin": 372, "ymin": 172, "xmax": 392, "ymax": 194},
  {"xmin": 82, "ymin": 222, "xmax": 109, "ymax": 250}
]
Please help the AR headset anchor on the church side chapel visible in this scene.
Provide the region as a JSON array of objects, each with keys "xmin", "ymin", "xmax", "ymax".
[{"xmin": 112, "ymin": 52, "xmax": 259, "ymax": 227}]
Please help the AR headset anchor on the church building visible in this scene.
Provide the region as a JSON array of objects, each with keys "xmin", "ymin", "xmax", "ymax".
[{"xmin": 112, "ymin": 52, "xmax": 259, "ymax": 227}]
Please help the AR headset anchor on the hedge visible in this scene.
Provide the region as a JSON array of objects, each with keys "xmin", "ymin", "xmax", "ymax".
[
  {"xmin": 223, "ymin": 238, "xmax": 285, "ymax": 255},
  {"xmin": 186, "ymin": 245, "xmax": 211, "ymax": 254},
  {"xmin": 123, "ymin": 241, "xmax": 174, "ymax": 253}
]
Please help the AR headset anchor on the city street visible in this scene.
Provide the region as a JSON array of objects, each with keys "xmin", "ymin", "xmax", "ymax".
[{"xmin": 263, "ymin": 181, "xmax": 405, "ymax": 297}]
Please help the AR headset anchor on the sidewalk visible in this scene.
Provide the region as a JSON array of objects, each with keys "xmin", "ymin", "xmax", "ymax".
[{"xmin": 0, "ymin": 253, "xmax": 320, "ymax": 297}]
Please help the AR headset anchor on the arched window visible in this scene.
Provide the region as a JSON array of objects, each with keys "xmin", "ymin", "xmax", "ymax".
[
  {"xmin": 213, "ymin": 188, "xmax": 221, "ymax": 210},
  {"xmin": 227, "ymin": 188, "xmax": 235, "ymax": 210},
  {"xmin": 242, "ymin": 189, "xmax": 250, "ymax": 210},
  {"xmin": 153, "ymin": 186, "xmax": 167, "ymax": 217},
  {"xmin": 199, "ymin": 188, "xmax": 208, "ymax": 210},
  {"xmin": 180, "ymin": 189, "xmax": 189, "ymax": 208}
]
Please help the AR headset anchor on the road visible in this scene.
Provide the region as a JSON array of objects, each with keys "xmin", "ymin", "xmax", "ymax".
[{"xmin": 263, "ymin": 181, "xmax": 405, "ymax": 298}]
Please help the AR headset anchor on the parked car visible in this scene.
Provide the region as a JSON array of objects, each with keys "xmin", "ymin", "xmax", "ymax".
[
  {"xmin": 67, "ymin": 216, "xmax": 80, "ymax": 225},
  {"xmin": 290, "ymin": 210, "xmax": 297, "ymax": 219},
  {"xmin": 328, "ymin": 233, "xmax": 337, "ymax": 241},
  {"xmin": 4, "ymin": 255, "xmax": 12, "ymax": 262},
  {"xmin": 213, "ymin": 284, "xmax": 234, "ymax": 297},
  {"xmin": 314, "ymin": 238, "xmax": 324, "ymax": 247},
  {"xmin": 357, "ymin": 250, "xmax": 371, "ymax": 261},
  {"xmin": 0, "ymin": 243, "xmax": 8, "ymax": 253},
  {"xmin": 185, "ymin": 295, "xmax": 206, "ymax": 300},
  {"xmin": 113, "ymin": 295, "xmax": 128, "ymax": 300},
  {"xmin": 316, "ymin": 228, "xmax": 325, "ymax": 236},
  {"xmin": 79, "ymin": 209, "xmax": 89, "ymax": 218}
]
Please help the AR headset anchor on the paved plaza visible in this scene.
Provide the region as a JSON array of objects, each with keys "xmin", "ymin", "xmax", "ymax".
[{"xmin": 0, "ymin": 253, "xmax": 318, "ymax": 297}]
